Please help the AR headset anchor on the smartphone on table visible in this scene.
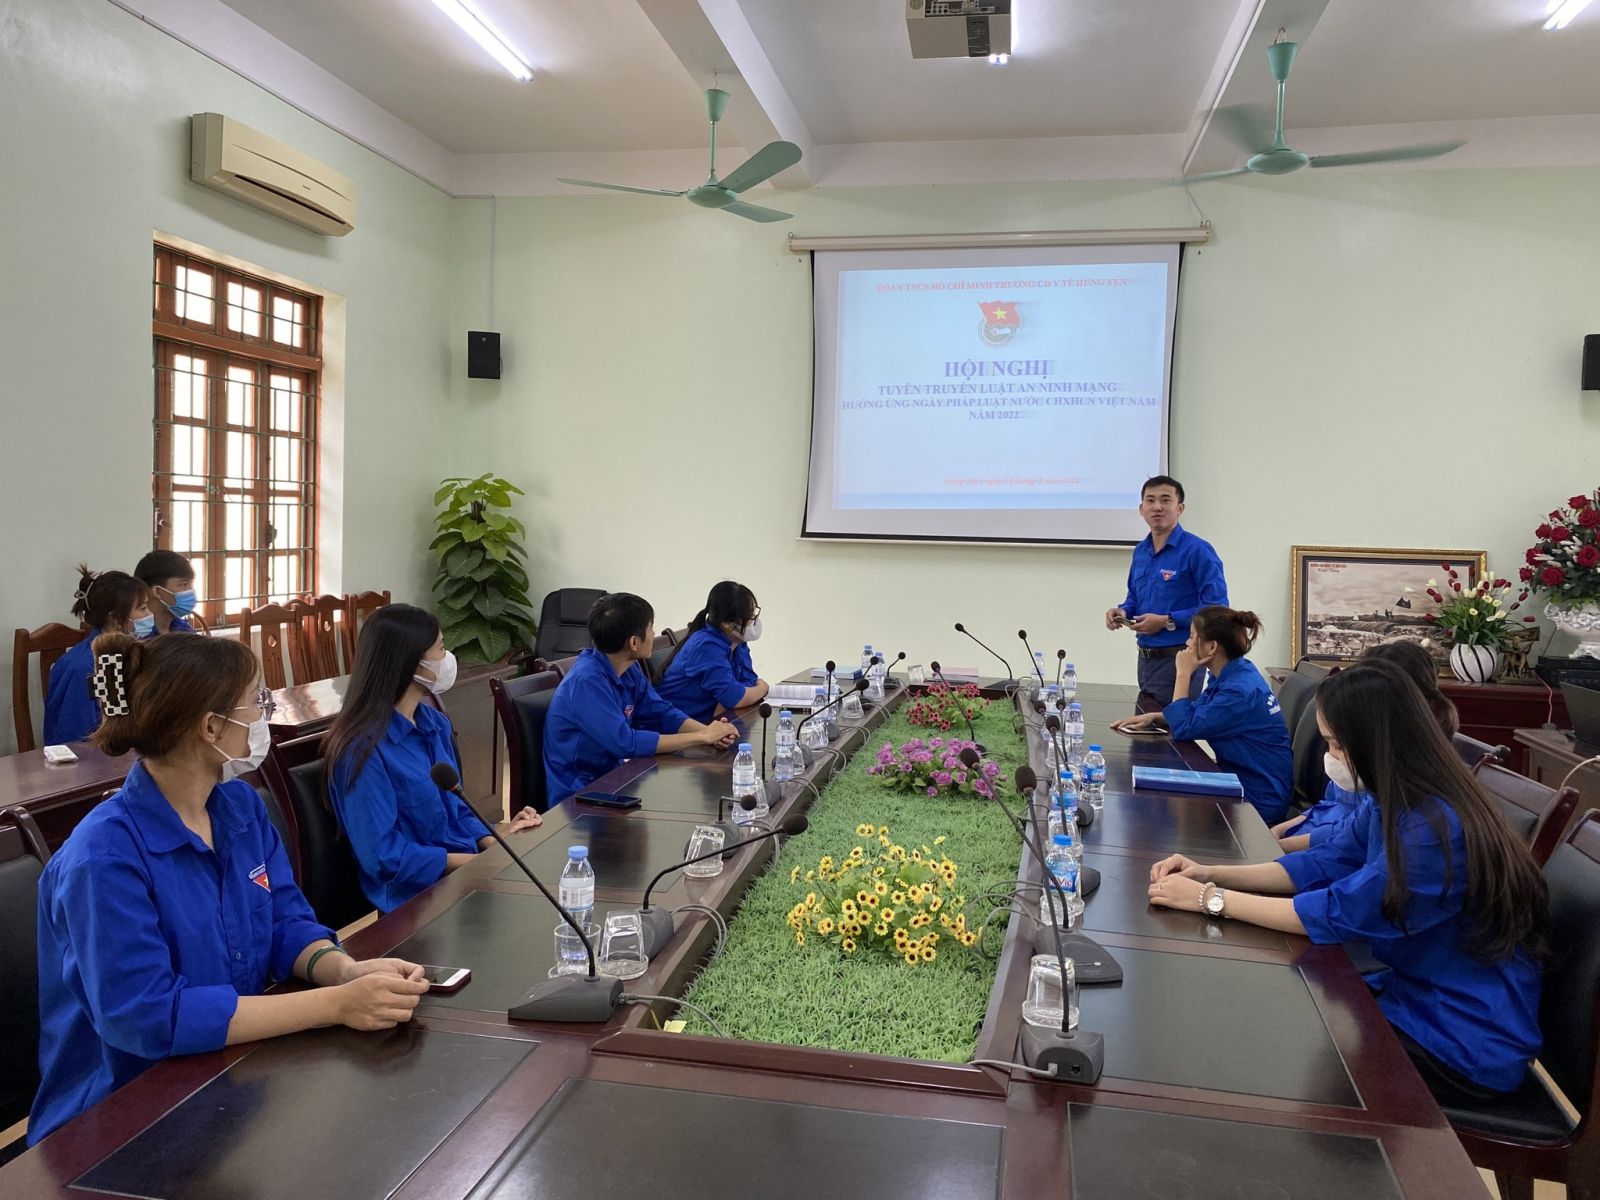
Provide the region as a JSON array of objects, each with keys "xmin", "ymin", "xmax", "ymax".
[
  {"xmin": 575, "ymin": 790, "xmax": 643, "ymax": 810},
  {"xmin": 419, "ymin": 965, "xmax": 471, "ymax": 994}
]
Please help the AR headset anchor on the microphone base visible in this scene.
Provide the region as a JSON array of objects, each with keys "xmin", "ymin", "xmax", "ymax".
[
  {"xmin": 825, "ymin": 720, "xmax": 842, "ymax": 742},
  {"xmin": 508, "ymin": 973, "xmax": 624, "ymax": 1023},
  {"xmin": 1030, "ymin": 928, "xmax": 1122, "ymax": 984},
  {"xmin": 762, "ymin": 778, "xmax": 783, "ymax": 806},
  {"xmin": 1020, "ymin": 1024, "xmax": 1104, "ymax": 1084},
  {"xmin": 638, "ymin": 905, "xmax": 676, "ymax": 957}
]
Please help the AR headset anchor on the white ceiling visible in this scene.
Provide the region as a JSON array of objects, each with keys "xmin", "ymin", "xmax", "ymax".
[{"xmin": 152, "ymin": 0, "xmax": 1600, "ymax": 192}]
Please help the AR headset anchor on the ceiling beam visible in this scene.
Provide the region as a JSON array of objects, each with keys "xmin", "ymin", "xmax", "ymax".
[
  {"xmin": 634, "ymin": 0, "xmax": 815, "ymax": 187},
  {"xmin": 1182, "ymin": 0, "xmax": 1332, "ymax": 178}
]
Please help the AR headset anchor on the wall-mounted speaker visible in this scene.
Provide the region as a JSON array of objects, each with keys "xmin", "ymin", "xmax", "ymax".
[
  {"xmin": 468, "ymin": 331, "xmax": 502, "ymax": 380},
  {"xmin": 1583, "ymin": 334, "xmax": 1599, "ymax": 391}
]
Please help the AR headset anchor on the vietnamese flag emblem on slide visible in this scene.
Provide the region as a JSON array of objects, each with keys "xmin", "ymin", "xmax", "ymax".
[{"xmin": 978, "ymin": 300, "xmax": 1020, "ymax": 346}]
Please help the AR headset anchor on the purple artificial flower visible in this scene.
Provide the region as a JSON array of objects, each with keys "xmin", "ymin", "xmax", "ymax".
[
  {"xmin": 933, "ymin": 771, "xmax": 952, "ymax": 787},
  {"xmin": 982, "ymin": 762, "xmax": 999, "ymax": 778},
  {"xmin": 926, "ymin": 786, "xmax": 938, "ymax": 797},
  {"xmin": 911, "ymin": 750, "xmax": 934, "ymax": 764},
  {"xmin": 975, "ymin": 781, "xmax": 993, "ymax": 798},
  {"xmin": 955, "ymin": 771, "xmax": 968, "ymax": 785}
]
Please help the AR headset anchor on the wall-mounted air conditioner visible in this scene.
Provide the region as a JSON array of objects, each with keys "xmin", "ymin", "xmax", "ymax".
[{"xmin": 190, "ymin": 113, "xmax": 356, "ymax": 236}]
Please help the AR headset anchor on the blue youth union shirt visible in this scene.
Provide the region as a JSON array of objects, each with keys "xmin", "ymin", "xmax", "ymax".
[
  {"xmin": 1281, "ymin": 795, "xmax": 1542, "ymax": 1092},
  {"xmin": 544, "ymin": 648, "xmax": 690, "ymax": 804},
  {"xmin": 657, "ymin": 627, "xmax": 758, "ymax": 724},
  {"xmin": 1162, "ymin": 656, "xmax": 1293, "ymax": 822},
  {"xmin": 43, "ymin": 633, "xmax": 99, "ymax": 745},
  {"xmin": 1282, "ymin": 780, "xmax": 1368, "ymax": 842},
  {"xmin": 30, "ymin": 762, "xmax": 333, "ymax": 1144},
  {"xmin": 1119, "ymin": 524, "xmax": 1229, "ymax": 648},
  {"xmin": 329, "ymin": 705, "xmax": 490, "ymax": 913}
]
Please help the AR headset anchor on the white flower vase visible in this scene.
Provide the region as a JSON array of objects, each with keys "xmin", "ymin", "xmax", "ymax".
[
  {"xmin": 1448, "ymin": 643, "xmax": 1503, "ymax": 684},
  {"xmin": 1546, "ymin": 602, "xmax": 1600, "ymax": 661}
]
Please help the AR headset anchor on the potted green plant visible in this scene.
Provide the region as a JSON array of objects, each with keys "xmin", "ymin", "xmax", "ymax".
[
  {"xmin": 1522, "ymin": 487, "xmax": 1600, "ymax": 661},
  {"xmin": 429, "ymin": 474, "xmax": 536, "ymax": 664}
]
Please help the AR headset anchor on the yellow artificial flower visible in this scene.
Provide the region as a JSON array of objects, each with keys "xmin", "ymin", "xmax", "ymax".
[
  {"xmin": 819, "ymin": 855, "xmax": 834, "ymax": 871},
  {"xmin": 880, "ymin": 909, "xmax": 896, "ymax": 923},
  {"xmin": 805, "ymin": 870, "xmax": 815, "ymax": 882},
  {"xmin": 873, "ymin": 866, "xmax": 886, "ymax": 877},
  {"xmin": 928, "ymin": 895, "xmax": 942, "ymax": 912},
  {"xmin": 795, "ymin": 931, "xmax": 805, "ymax": 946},
  {"xmin": 911, "ymin": 850, "xmax": 922, "ymax": 862},
  {"xmin": 863, "ymin": 894, "xmax": 879, "ymax": 908},
  {"xmin": 842, "ymin": 937, "xmax": 857, "ymax": 953},
  {"xmin": 874, "ymin": 922, "xmax": 890, "ymax": 936},
  {"xmin": 789, "ymin": 865, "xmax": 800, "ymax": 883},
  {"xmin": 849, "ymin": 846, "xmax": 864, "ymax": 859},
  {"xmin": 878, "ymin": 825, "xmax": 889, "ymax": 836},
  {"xmin": 806, "ymin": 892, "xmax": 817, "ymax": 905},
  {"xmin": 874, "ymin": 881, "xmax": 888, "ymax": 895},
  {"xmin": 934, "ymin": 835, "xmax": 946, "ymax": 845},
  {"xmin": 891, "ymin": 890, "xmax": 906, "ymax": 904},
  {"xmin": 904, "ymin": 952, "xmax": 919, "ymax": 965},
  {"xmin": 856, "ymin": 890, "xmax": 871, "ymax": 906},
  {"xmin": 879, "ymin": 834, "xmax": 891, "ymax": 847},
  {"xmin": 817, "ymin": 918, "xmax": 834, "ymax": 935},
  {"xmin": 912, "ymin": 914, "xmax": 931, "ymax": 928},
  {"xmin": 841, "ymin": 899, "xmax": 857, "ymax": 915},
  {"xmin": 922, "ymin": 947, "xmax": 936, "ymax": 961},
  {"xmin": 855, "ymin": 823, "xmax": 873, "ymax": 837},
  {"xmin": 908, "ymin": 886, "xmax": 925, "ymax": 903}
]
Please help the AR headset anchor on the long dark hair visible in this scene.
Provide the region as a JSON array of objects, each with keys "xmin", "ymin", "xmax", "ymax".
[
  {"xmin": 71, "ymin": 564, "xmax": 149, "ymax": 632},
  {"xmin": 1317, "ymin": 661, "xmax": 1546, "ymax": 962},
  {"xmin": 662, "ymin": 581, "xmax": 755, "ymax": 673},
  {"xmin": 323, "ymin": 604, "xmax": 440, "ymax": 794},
  {"xmin": 1360, "ymin": 639, "xmax": 1458, "ymax": 735}
]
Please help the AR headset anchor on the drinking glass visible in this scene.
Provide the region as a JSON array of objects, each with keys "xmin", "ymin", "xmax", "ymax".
[
  {"xmin": 598, "ymin": 911, "xmax": 649, "ymax": 980},
  {"xmin": 1020, "ymin": 953, "xmax": 1078, "ymax": 1030},
  {"xmin": 683, "ymin": 825, "xmax": 726, "ymax": 878},
  {"xmin": 548, "ymin": 920, "xmax": 600, "ymax": 977}
]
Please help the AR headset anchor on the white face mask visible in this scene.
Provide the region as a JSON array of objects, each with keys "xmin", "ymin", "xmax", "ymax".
[
  {"xmin": 1323, "ymin": 750, "xmax": 1359, "ymax": 794},
  {"xmin": 414, "ymin": 650, "xmax": 458, "ymax": 695},
  {"xmin": 738, "ymin": 617, "xmax": 763, "ymax": 643},
  {"xmin": 215, "ymin": 714, "xmax": 271, "ymax": 782}
]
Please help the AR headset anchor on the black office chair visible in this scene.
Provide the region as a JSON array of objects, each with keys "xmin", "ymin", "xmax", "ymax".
[
  {"xmin": 531, "ymin": 588, "xmax": 606, "ymax": 664},
  {"xmin": 647, "ymin": 632, "xmax": 678, "ymax": 685},
  {"xmin": 261, "ymin": 735, "xmax": 374, "ymax": 929},
  {"xmin": 1276, "ymin": 670, "xmax": 1319, "ymax": 738},
  {"xmin": 253, "ymin": 781, "xmax": 297, "ymax": 877},
  {"xmin": 0, "ymin": 807, "xmax": 50, "ymax": 1166},
  {"xmin": 490, "ymin": 672, "xmax": 561, "ymax": 815},
  {"xmin": 1289, "ymin": 699, "xmax": 1329, "ymax": 813},
  {"xmin": 1444, "ymin": 811, "xmax": 1600, "ymax": 1199},
  {"xmin": 1452, "ymin": 731, "xmax": 1511, "ymax": 771}
]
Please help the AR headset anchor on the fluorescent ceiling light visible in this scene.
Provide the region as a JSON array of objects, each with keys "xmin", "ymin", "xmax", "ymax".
[
  {"xmin": 430, "ymin": 0, "xmax": 533, "ymax": 80},
  {"xmin": 1544, "ymin": 0, "xmax": 1593, "ymax": 30}
]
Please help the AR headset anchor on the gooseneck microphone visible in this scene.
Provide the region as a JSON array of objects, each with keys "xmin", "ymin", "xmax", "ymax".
[
  {"xmin": 430, "ymin": 763, "xmax": 621, "ymax": 1022},
  {"xmin": 1055, "ymin": 649, "xmax": 1066, "ymax": 689},
  {"xmin": 953, "ymin": 622, "xmax": 1016, "ymax": 684},
  {"xmin": 1018, "ymin": 630, "xmax": 1047, "ymax": 689},
  {"xmin": 637, "ymin": 814, "xmax": 809, "ymax": 955},
  {"xmin": 757, "ymin": 702, "xmax": 781, "ymax": 805},
  {"xmin": 874, "ymin": 650, "xmax": 907, "ymax": 689},
  {"xmin": 795, "ymin": 676, "xmax": 867, "ymax": 745}
]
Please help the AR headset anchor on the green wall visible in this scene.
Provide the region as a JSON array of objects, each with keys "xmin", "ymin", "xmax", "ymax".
[
  {"xmin": 0, "ymin": 0, "xmax": 455, "ymax": 751},
  {"xmin": 448, "ymin": 173, "xmax": 1600, "ymax": 693}
]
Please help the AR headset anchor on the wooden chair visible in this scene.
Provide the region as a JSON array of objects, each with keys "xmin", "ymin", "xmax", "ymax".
[
  {"xmin": 1474, "ymin": 761, "xmax": 1582, "ymax": 869},
  {"xmin": 12, "ymin": 622, "xmax": 86, "ymax": 753},
  {"xmin": 341, "ymin": 590, "xmax": 390, "ymax": 668},
  {"xmin": 294, "ymin": 594, "xmax": 348, "ymax": 682},
  {"xmin": 238, "ymin": 603, "xmax": 310, "ymax": 691},
  {"xmin": 489, "ymin": 671, "xmax": 561, "ymax": 814},
  {"xmin": 1444, "ymin": 811, "xmax": 1600, "ymax": 1200}
]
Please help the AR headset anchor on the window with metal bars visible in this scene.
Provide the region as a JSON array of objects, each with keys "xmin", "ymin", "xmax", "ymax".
[{"xmin": 152, "ymin": 245, "xmax": 322, "ymax": 627}]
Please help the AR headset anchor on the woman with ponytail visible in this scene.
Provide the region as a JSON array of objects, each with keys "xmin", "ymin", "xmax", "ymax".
[
  {"xmin": 30, "ymin": 634, "xmax": 428, "ymax": 1145},
  {"xmin": 1112, "ymin": 605, "xmax": 1293, "ymax": 822},
  {"xmin": 1148, "ymin": 659, "xmax": 1546, "ymax": 1104},
  {"xmin": 657, "ymin": 581, "xmax": 769, "ymax": 723},
  {"xmin": 43, "ymin": 565, "xmax": 153, "ymax": 745}
]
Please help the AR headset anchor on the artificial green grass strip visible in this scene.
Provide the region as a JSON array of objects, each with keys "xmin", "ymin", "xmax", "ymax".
[{"xmin": 678, "ymin": 700, "xmax": 1028, "ymax": 1061}]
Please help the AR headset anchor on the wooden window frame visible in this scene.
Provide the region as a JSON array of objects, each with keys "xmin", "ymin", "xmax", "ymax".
[{"xmin": 152, "ymin": 245, "xmax": 323, "ymax": 627}]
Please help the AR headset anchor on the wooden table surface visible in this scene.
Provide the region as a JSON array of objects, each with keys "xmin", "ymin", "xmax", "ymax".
[{"xmin": 0, "ymin": 676, "xmax": 1488, "ymax": 1200}]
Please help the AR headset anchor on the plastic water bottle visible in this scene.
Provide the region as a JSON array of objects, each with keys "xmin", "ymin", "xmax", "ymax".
[
  {"xmin": 1061, "ymin": 661, "xmax": 1078, "ymax": 703},
  {"xmin": 1083, "ymin": 745, "xmax": 1106, "ymax": 815},
  {"xmin": 860, "ymin": 644, "xmax": 874, "ymax": 677},
  {"xmin": 1044, "ymin": 834, "xmax": 1084, "ymax": 929},
  {"xmin": 1033, "ymin": 650, "xmax": 1046, "ymax": 690},
  {"xmin": 806, "ymin": 688, "xmax": 829, "ymax": 748},
  {"xmin": 1045, "ymin": 682, "xmax": 1061, "ymax": 710},
  {"xmin": 731, "ymin": 742, "xmax": 761, "ymax": 824},
  {"xmin": 1066, "ymin": 702, "xmax": 1086, "ymax": 769},
  {"xmin": 1039, "ymin": 719, "xmax": 1061, "ymax": 776},
  {"xmin": 558, "ymin": 847, "xmax": 595, "ymax": 955},
  {"xmin": 774, "ymin": 710, "xmax": 797, "ymax": 781},
  {"xmin": 1048, "ymin": 772, "xmax": 1081, "ymax": 854},
  {"xmin": 866, "ymin": 655, "xmax": 885, "ymax": 702}
]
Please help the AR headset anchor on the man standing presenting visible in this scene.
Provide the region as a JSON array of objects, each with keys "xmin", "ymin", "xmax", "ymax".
[{"xmin": 1105, "ymin": 476, "xmax": 1229, "ymax": 713}]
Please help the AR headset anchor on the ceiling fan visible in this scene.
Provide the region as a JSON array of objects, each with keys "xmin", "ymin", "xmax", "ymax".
[
  {"xmin": 1184, "ymin": 35, "xmax": 1466, "ymax": 183},
  {"xmin": 559, "ymin": 88, "xmax": 802, "ymax": 222}
]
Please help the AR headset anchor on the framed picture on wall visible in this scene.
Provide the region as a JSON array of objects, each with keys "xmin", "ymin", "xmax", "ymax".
[{"xmin": 1289, "ymin": 546, "xmax": 1488, "ymax": 665}]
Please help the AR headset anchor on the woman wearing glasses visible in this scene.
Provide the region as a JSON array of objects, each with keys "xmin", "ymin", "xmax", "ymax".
[
  {"xmin": 29, "ymin": 633, "xmax": 429, "ymax": 1146},
  {"xmin": 657, "ymin": 581, "xmax": 770, "ymax": 723}
]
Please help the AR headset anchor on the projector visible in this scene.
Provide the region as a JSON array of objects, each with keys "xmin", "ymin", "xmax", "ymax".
[{"xmin": 906, "ymin": 0, "xmax": 1011, "ymax": 60}]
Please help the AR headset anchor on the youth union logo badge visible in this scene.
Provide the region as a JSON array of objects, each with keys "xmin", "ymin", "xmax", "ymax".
[
  {"xmin": 1160, "ymin": 569, "xmax": 1177, "ymax": 582},
  {"xmin": 978, "ymin": 300, "xmax": 1020, "ymax": 347}
]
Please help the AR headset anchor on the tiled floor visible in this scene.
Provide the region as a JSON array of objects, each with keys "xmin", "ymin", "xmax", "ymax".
[{"xmin": 1481, "ymin": 1170, "xmax": 1566, "ymax": 1198}]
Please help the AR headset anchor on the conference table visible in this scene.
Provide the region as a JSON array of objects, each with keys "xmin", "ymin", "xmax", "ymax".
[{"xmin": 0, "ymin": 675, "xmax": 1489, "ymax": 1200}]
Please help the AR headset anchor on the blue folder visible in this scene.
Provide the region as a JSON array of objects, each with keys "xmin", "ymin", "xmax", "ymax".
[{"xmin": 1130, "ymin": 766, "xmax": 1245, "ymax": 798}]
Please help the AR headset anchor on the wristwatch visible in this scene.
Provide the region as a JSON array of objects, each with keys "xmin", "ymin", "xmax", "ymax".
[
  {"xmin": 1201, "ymin": 882, "xmax": 1226, "ymax": 918},
  {"xmin": 1164, "ymin": 617, "xmax": 1176, "ymax": 632}
]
